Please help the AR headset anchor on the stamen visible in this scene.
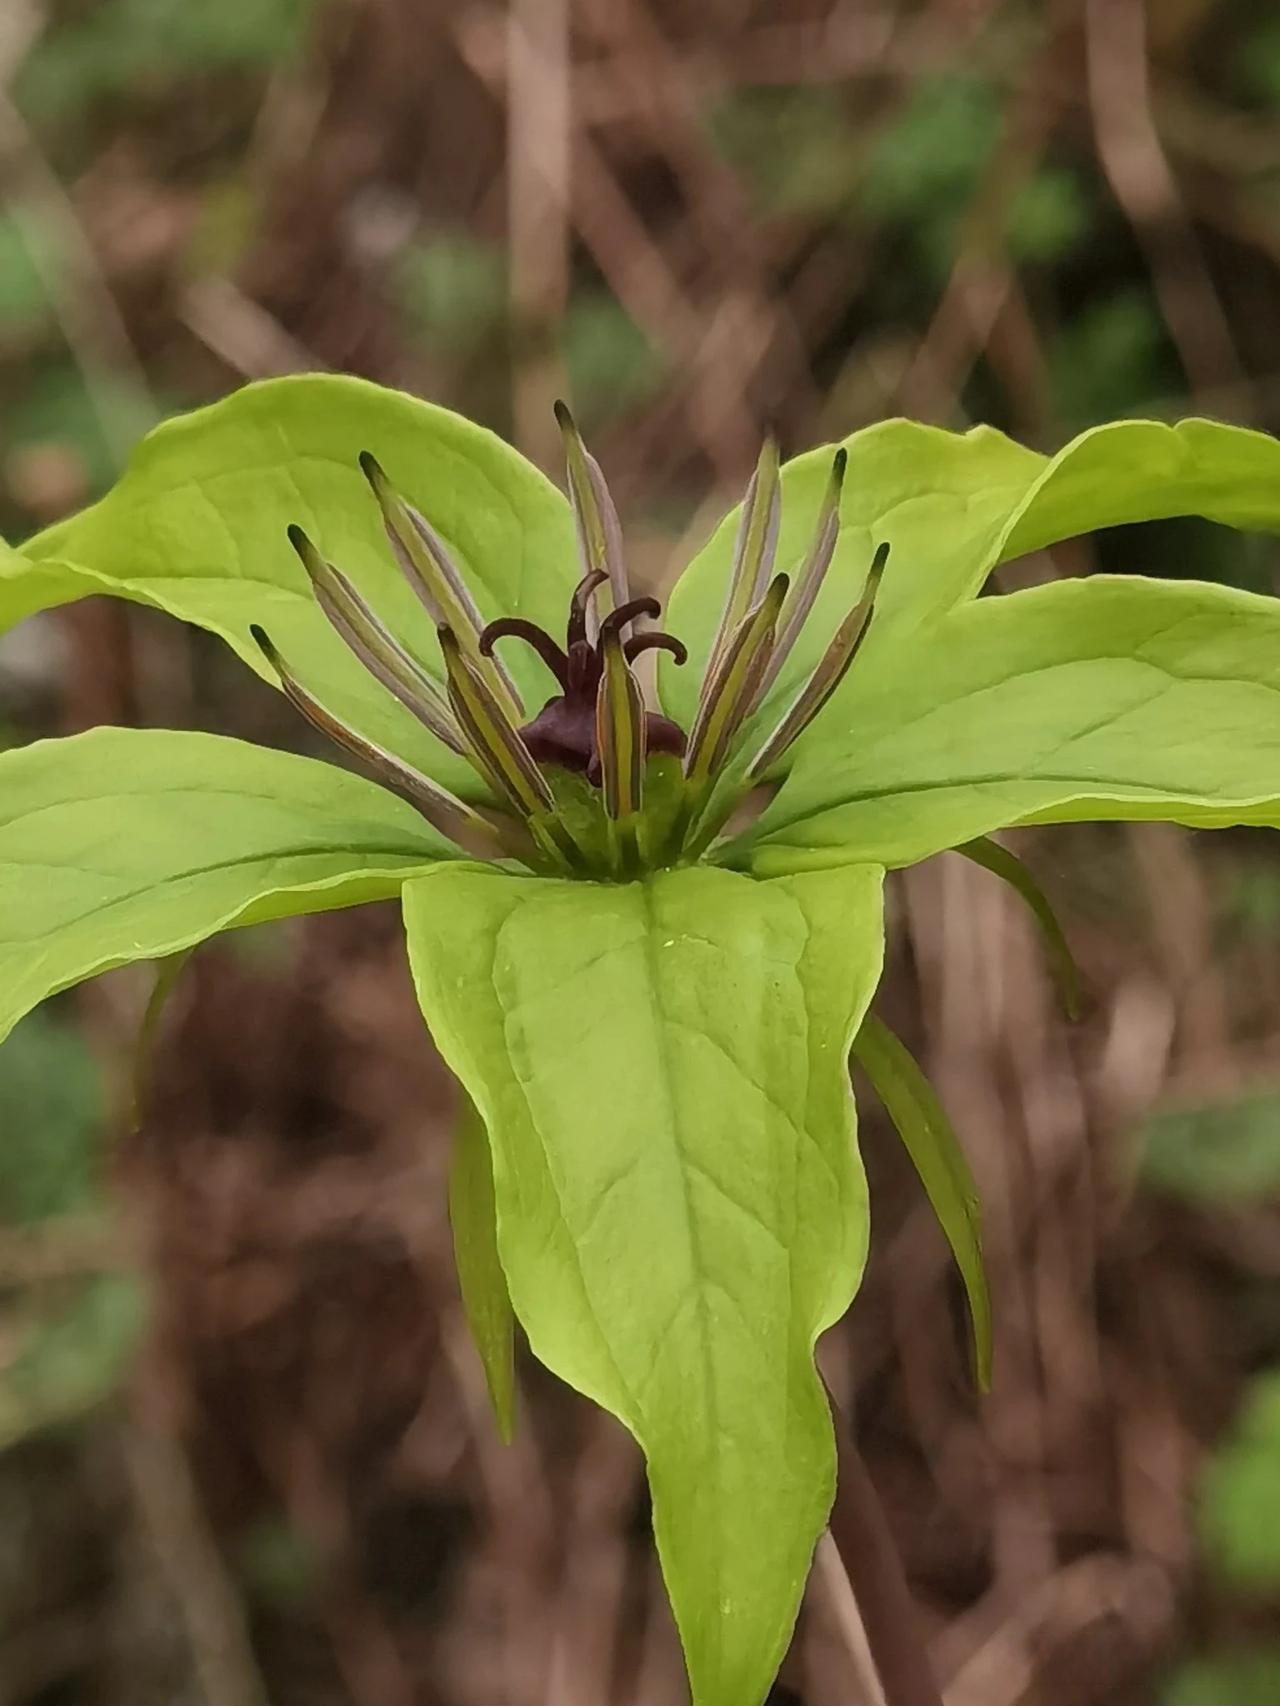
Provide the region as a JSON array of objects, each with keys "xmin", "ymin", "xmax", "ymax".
[
  {"xmin": 684, "ymin": 572, "xmax": 789, "ymax": 789},
  {"xmin": 287, "ymin": 525, "xmax": 464, "ymax": 754},
  {"xmin": 555, "ymin": 401, "xmax": 629, "ymax": 616},
  {"xmin": 752, "ymin": 447, "xmax": 847, "ymax": 709},
  {"xmin": 249, "ymin": 624, "xmax": 519, "ymax": 861},
  {"xmin": 749, "ymin": 542, "xmax": 888, "ymax": 780},
  {"xmin": 705, "ymin": 437, "xmax": 781, "ymax": 680},
  {"xmin": 360, "ymin": 451, "xmax": 525, "ymax": 721},
  {"xmin": 439, "ymin": 626, "xmax": 584, "ymax": 872},
  {"xmin": 625, "ymin": 632, "xmax": 687, "ymax": 666},
  {"xmin": 595, "ymin": 627, "xmax": 646, "ymax": 876},
  {"xmin": 479, "ymin": 617, "xmax": 571, "ymax": 689}
]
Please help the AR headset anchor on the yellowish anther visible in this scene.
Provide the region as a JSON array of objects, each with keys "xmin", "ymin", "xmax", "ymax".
[
  {"xmin": 360, "ymin": 452, "xmax": 524, "ymax": 722},
  {"xmin": 750, "ymin": 541, "xmax": 888, "ymax": 780},
  {"xmin": 685, "ymin": 572, "xmax": 789, "ymax": 789},
  {"xmin": 438, "ymin": 626, "xmax": 553, "ymax": 818},
  {"xmin": 707, "ymin": 437, "xmax": 781, "ymax": 680},
  {"xmin": 595, "ymin": 626, "xmax": 646, "ymax": 877},
  {"xmin": 555, "ymin": 400, "xmax": 629, "ymax": 615}
]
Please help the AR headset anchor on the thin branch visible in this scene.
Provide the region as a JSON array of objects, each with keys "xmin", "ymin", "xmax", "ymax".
[{"xmin": 826, "ymin": 1388, "xmax": 946, "ymax": 1706}]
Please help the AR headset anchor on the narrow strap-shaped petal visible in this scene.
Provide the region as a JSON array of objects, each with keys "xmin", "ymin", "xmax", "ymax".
[
  {"xmin": 251, "ymin": 625, "xmax": 517, "ymax": 860},
  {"xmin": 705, "ymin": 438, "xmax": 781, "ymax": 681},
  {"xmin": 749, "ymin": 544, "xmax": 887, "ymax": 780},
  {"xmin": 287, "ymin": 525, "xmax": 465, "ymax": 753},
  {"xmin": 361, "ymin": 451, "xmax": 525, "ymax": 720},
  {"xmin": 556, "ymin": 401, "xmax": 629, "ymax": 616}
]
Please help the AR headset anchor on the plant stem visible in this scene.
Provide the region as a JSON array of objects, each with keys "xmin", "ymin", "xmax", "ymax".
[{"xmin": 825, "ymin": 1392, "xmax": 946, "ymax": 1706}]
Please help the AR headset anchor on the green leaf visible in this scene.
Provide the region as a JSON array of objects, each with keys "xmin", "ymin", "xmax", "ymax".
[
  {"xmin": 1138, "ymin": 1088, "xmax": 1280, "ymax": 1205},
  {"xmin": 955, "ymin": 837, "xmax": 1081, "ymax": 1018},
  {"xmin": 402, "ymin": 860, "xmax": 885, "ymax": 1706},
  {"xmin": 1164, "ymin": 1654, "xmax": 1280, "ymax": 1706},
  {"xmin": 0, "ymin": 1010, "xmax": 104, "ymax": 1223},
  {"xmin": 743, "ymin": 576, "xmax": 1280, "ymax": 872},
  {"xmin": 665, "ymin": 416, "xmax": 1280, "ymax": 769},
  {"xmin": 15, "ymin": 375, "xmax": 577, "ymax": 800},
  {"xmin": 0, "ymin": 1274, "xmax": 145, "ymax": 1449},
  {"xmin": 0, "ymin": 726, "xmax": 453, "ymax": 1044},
  {"xmin": 852, "ymin": 1014, "xmax": 991, "ymax": 1388},
  {"xmin": 448, "ymin": 1088, "xmax": 515, "ymax": 1440},
  {"xmin": 1199, "ymin": 1371, "xmax": 1280, "ymax": 1589}
]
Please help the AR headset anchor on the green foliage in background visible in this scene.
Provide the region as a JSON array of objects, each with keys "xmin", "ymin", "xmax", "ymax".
[
  {"xmin": 0, "ymin": 1012, "xmax": 144, "ymax": 1450},
  {"xmin": 1139, "ymin": 1086, "xmax": 1280, "ymax": 1203},
  {"xmin": 17, "ymin": 0, "xmax": 319, "ymax": 123}
]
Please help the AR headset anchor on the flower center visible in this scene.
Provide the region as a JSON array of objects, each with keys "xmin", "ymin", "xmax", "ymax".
[{"xmin": 479, "ymin": 570, "xmax": 688, "ymax": 784}]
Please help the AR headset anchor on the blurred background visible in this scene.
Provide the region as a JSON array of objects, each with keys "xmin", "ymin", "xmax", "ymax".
[{"xmin": 2, "ymin": 1, "xmax": 1280, "ymax": 1702}]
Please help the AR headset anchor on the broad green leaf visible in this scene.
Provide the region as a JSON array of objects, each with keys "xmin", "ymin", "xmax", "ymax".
[
  {"xmin": 662, "ymin": 419, "xmax": 1041, "ymax": 731},
  {"xmin": 0, "ymin": 726, "xmax": 453, "ymax": 1044},
  {"xmin": 15, "ymin": 375, "xmax": 577, "ymax": 799},
  {"xmin": 448, "ymin": 1087, "xmax": 515, "ymax": 1440},
  {"xmin": 403, "ymin": 860, "xmax": 885, "ymax": 1706},
  {"xmin": 664, "ymin": 416, "xmax": 1280, "ymax": 763},
  {"xmin": 852, "ymin": 1013, "xmax": 991, "ymax": 1388},
  {"xmin": 740, "ymin": 576, "xmax": 1280, "ymax": 872},
  {"xmin": 998, "ymin": 416, "xmax": 1280, "ymax": 562}
]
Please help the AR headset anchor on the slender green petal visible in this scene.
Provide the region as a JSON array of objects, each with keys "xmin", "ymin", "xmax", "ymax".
[
  {"xmin": 595, "ymin": 627, "xmax": 646, "ymax": 876},
  {"xmin": 852, "ymin": 1013, "xmax": 991, "ymax": 1389},
  {"xmin": 748, "ymin": 543, "xmax": 887, "ymax": 779},
  {"xmin": 252, "ymin": 625, "xmax": 516, "ymax": 861},
  {"xmin": 16, "ymin": 375, "xmax": 576, "ymax": 800},
  {"xmin": 287, "ymin": 524, "xmax": 463, "ymax": 753},
  {"xmin": 361, "ymin": 451, "xmax": 525, "ymax": 720},
  {"xmin": 0, "ymin": 726, "xmax": 453, "ymax": 1045},
  {"xmin": 403, "ymin": 861, "xmax": 885, "ymax": 1706},
  {"xmin": 956, "ymin": 837, "xmax": 1081, "ymax": 1019},
  {"xmin": 556, "ymin": 400, "xmax": 629, "ymax": 615},
  {"xmin": 685, "ymin": 574, "xmax": 789, "ymax": 789},
  {"xmin": 449, "ymin": 1088, "xmax": 516, "ymax": 1440},
  {"xmin": 705, "ymin": 438, "xmax": 781, "ymax": 680}
]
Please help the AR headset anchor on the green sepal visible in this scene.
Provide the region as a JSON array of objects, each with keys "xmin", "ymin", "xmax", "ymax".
[
  {"xmin": 956, "ymin": 837, "xmax": 1081, "ymax": 1019},
  {"xmin": 448, "ymin": 1087, "xmax": 516, "ymax": 1441},
  {"xmin": 852, "ymin": 1013, "xmax": 991, "ymax": 1390}
]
